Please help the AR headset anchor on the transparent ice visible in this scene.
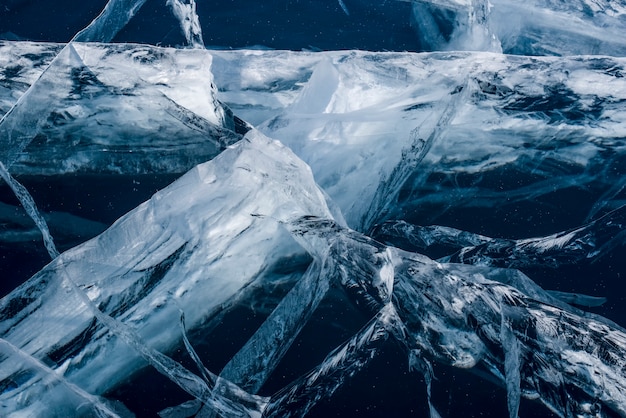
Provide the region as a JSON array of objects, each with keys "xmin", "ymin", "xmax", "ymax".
[
  {"xmin": 1, "ymin": 1, "xmax": 626, "ymax": 417},
  {"xmin": 407, "ymin": 0, "xmax": 626, "ymax": 55}
]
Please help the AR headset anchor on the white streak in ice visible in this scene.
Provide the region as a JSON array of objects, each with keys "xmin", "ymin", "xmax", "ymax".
[
  {"xmin": 0, "ymin": 161, "xmax": 59, "ymax": 259},
  {"xmin": 167, "ymin": 0, "xmax": 205, "ymax": 49}
]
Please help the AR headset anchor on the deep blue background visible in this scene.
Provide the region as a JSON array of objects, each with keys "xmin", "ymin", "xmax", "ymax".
[{"xmin": 1, "ymin": 0, "xmax": 421, "ymax": 51}]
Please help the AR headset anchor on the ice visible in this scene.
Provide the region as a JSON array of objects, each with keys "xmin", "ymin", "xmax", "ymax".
[
  {"xmin": 0, "ymin": 44, "xmax": 75, "ymax": 168},
  {"xmin": 362, "ymin": 74, "xmax": 470, "ymax": 230},
  {"xmin": 0, "ymin": 130, "xmax": 334, "ymax": 415},
  {"xmin": 501, "ymin": 316, "xmax": 521, "ymax": 418},
  {"xmin": 0, "ymin": 338, "xmax": 124, "ymax": 417},
  {"xmin": 210, "ymin": 50, "xmax": 626, "ymax": 230},
  {"xmin": 54, "ymin": 255, "xmax": 269, "ymax": 418},
  {"xmin": 282, "ymin": 216, "xmax": 626, "ymax": 416},
  {"xmin": 166, "ymin": 0, "xmax": 204, "ymax": 48},
  {"xmin": 409, "ymin": 2, "xmax": 449, "ymax": 51},
  {"xmin": 337, "ymin": 0, "xmax": 350, "ymax": 16},
  {"xmin": 3, "ymin": 46, "xmax": 626, "ymax": 416},
  {"xmin": 289, "ymin": 58, "xmax": 339, "ymax": 115},
  {"xmin": 0, "ymin": 42, "xmax": 239, "ymax": 176},
  {"xmin": 374, "ymin": 212, "xmax": 620, "ymax": 306},
  {"xmin": 408, "ymin": 0, "xmax": 626, "ymax": 55},
  {"xmin": 218, "ymin": 258, "xmax": 332, "ymax": 393},
  {"xmin": 0, "ymin": 40, "xmax": 241, "ymax": 275},
  {"xmin": 438, "ymin": 204, "xmax": 626, "ymax": 269},
  {"xmin": 3, "ymin": 0, "xmax": 626, "ymax": 416},
  {"xmin": 0, "ymin": 161, "xmax": 58, "ymax": 259},
  {"xmin": 546, "ymin": 291, "xmax": 607, "ymax": 308},
  {"xmin": 211, "ymin": 50, "xmax": 471, "ymax": 227},
  {"xmin": 73, "ymin": 0, "xmax": 148, "ymax": 43},
  {"xmin": 448, "ymin": 0, "xmax": 502, "ymax": 53},
  {"xmin": 263, "ymin": 304, "xmax": 395, "ymax": 417},
  {"xmin": 0, "ymin": 0, "xmax": 156, "ymax": 166},
  {"xmin": 372, "ymin": 220, "xmax": 492, "ymax": 253},
  {"xmin": 0, "ymin": 42, "xmax": 64, "ymax": 118},
  {"xmin": 1, "ymin": 0, "xmax": 229, "ymax": 174},
  {"xmin": 409, "ymin": 352, "xmax": 442, "ymax": 418}
]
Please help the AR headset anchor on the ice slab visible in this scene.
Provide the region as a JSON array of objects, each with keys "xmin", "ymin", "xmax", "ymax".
[
  {"xmin": 0, "ymin": 41, "xmax": 240, "ymax": 176},
  {"xmin": 408, "ymin": 0, "xmax": 626, "ymax": 55},
  {"xmin": 210, "ymin": 50, "xmax": 626, "ymax": 230}
]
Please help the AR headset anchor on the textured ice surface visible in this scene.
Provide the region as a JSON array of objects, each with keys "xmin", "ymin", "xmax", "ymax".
[
  {"xmin": 0, "ymin": 131, "xmax": 336, "ymax": 416},
  {"xmin": 2, "ymin": 0, "xmax": 626, "ymax": 417},
  {"xmin": 407, "ymin": 0, "xmax": 626, "ymax": 55},
  {"xmin": 282, "ymin": 216, "xmax": 626, "ymax": 417},
  {"xmin": 3, "ymin": 44, "xmax": 626, "ymax": 417},
  {"xmin": 210, "ymin": 50, "xmax": 626, "ymax": 229},
  {"xmin": 0, "ymin": 41, "xmax": 239, "ymax": 176},
  {"xmin": 3, "ymin": 129, "xmax": 626, "ymax": 417}
]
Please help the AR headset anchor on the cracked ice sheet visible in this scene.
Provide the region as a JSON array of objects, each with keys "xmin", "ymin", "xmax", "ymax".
[
  {"xmin": 7, "ymin": 44, "xmax": 626, "ymax": 215},
  {"xmin": 210, "ymin": 49, "xmax": 626, "ymax": 228},
  {"xmin": 0, "ymin": 130, "xmax": 339, "ymax": 415}
]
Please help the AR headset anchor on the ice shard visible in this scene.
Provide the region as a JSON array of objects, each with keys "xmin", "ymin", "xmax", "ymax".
[
  {"xmin": 373, "ymin": 204, "xmax": 626, "ymax": 270},
  {"xmin": 166, "ymin": 0, "xmax": 204, "ymax": 48},
  {"xmin": 282, "ymin": 216, "xmax": 626, "ymax": 417},
  {"xmin": 0, "ymin": 160, "xmax": 58, "ymax": 259},
  {"xmin": 0, "ymin": 130, "xmax": 336, "ymax": 416},
  {"xmin": 72, "ymin": 0, "xmax": 149, "ymax": 44}
]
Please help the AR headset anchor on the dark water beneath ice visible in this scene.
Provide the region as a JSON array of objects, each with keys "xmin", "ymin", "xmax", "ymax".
[{"xmin": 0, "ymin": 173, "xmax": 179, "ymax": 296}]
